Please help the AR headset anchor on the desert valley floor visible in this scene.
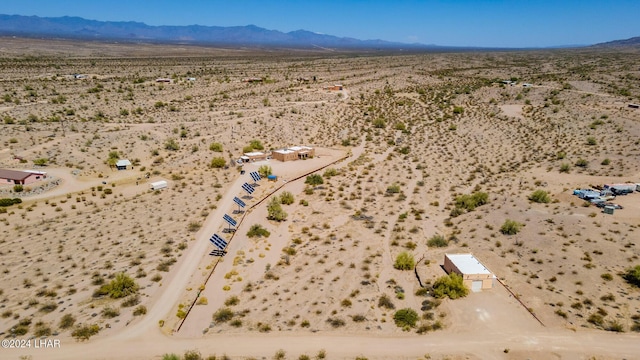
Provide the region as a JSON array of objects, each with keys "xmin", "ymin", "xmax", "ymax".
[{"xmin": 0, "ymin": 38, "xmax": 639, "ymax": 359}]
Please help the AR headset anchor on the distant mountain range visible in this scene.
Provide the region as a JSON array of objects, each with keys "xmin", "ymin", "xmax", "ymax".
[
  {"xmin": 593, "ymin": 36, "xmax": 640, "ymax": 47},
  {"xmin": 0, "ymin": 14, "xmax": 439, "ymax": 50}
]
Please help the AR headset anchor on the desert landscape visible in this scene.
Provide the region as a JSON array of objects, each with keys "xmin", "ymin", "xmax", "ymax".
[{"xmin": 0, "ymin": 37, "xmax": 639, "ymax": 359}]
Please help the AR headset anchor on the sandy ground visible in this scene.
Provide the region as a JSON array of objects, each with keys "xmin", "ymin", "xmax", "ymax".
[{"xmin": 1, "ymin": 40, "xmax": 640, "ymax": 360}]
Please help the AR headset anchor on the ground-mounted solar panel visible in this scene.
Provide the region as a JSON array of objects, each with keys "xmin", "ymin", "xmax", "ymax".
[
  {"xmin": 209, "ymin": 233, "xmax": 228, "ymax": 250},
  {"xmin": 250, "ymin": 171, "xmax": 261, "ymax": 182},
  {"xmin": 242, "ymin": 183, "xmax": 255, "ymax": 194},
  {"xmin": 233, "ymin": 197, "xmax": 246, "ymax": 208},
  {"xmin": 209, "ymin": 249, "xmax": 227, "ymax": 257},
  {"xmin": 223, "ymin": 214, "xmax": 237, "ymax": 227}
]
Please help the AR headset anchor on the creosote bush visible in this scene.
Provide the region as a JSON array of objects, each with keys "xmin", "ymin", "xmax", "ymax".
[
  {"xmin": 393, "ymin": 252, "xmax": 415, "ymax": 270},
  {"xmin": 500, "ymin": 219, "xmax": 523, "ymax": 235},
  {"xmin": 247, "ymin": 224, "xmax": 270, "ymax": 238},
  {"xmin": 393, "ymin": 308, "xmax": 418, "ymax": 328},
  {"xmin": 528, "ymin": 189, "xmax": 551, "ymax": 203},
  {"xmin": 94, "ymin": 273, "xmax": 139, "ymax": 299},
  {"xmin": 432, "ymin": 273, "xmax": 469, "ymax": 299},
  {"xmin": 427, "ymin": 234, "xmax": 448, "ymax": 248}
]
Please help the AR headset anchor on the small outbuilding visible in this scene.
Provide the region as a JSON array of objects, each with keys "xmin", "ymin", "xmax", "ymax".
[
  {"xmin": 0, "ymin": 168, "xmax": 47, "ymax": 185},
  {"xmin": 443, "ymin": 253, "xmax": 495, "ymax": 292},
  {"xmin": 242, "ymin": 151, "xmax": 268, "ymax": 162},
  {"xmin": 116, "ymin": 159, "xmax": 132, "ymax": 171},
  {"xmin": 150, "ymin": 180, "xmax": 168, "ymax": 190}
]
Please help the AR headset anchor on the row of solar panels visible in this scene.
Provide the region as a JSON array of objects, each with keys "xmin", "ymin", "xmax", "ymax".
[{"xmin": 208, "ymin": 171, "xmax": 262, "ymax": 256}]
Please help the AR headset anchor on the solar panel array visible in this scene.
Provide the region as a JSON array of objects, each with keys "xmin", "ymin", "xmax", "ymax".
[
  {"xmin": 242, "ymin": 183, "xmax": 255, "ymax": 194},
  {"xmin": 209, "ymin": 233, "xmax": 228, "ymax": 250},
  {"xmin": 223, "ymin": 214, "xmax": 237, "ymax": 227},
  {"xmin": 250, "ymin": 171, "xmax": 261, "ymax": 182},
  {"xmin": 233, "ymin": 197, "xmax": 246, "ymax": 208},
  {"xmin": 209, "ymin": 249, "xmax": 227, "ymax": 257}
]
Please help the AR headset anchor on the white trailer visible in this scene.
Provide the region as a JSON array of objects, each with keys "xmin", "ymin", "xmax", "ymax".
[{"xmin": 150, "ymin": 180, "xmax": 168, "ymax": 190}]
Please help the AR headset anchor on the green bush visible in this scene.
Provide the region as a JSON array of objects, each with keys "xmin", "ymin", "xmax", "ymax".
[
  {"xmin": 305, "ymin": 174, "xmax": 323, "ymax": 186},
  {"xmin": 528, "ymin": 189, "xmax": 551, "ymax": 203},
  {"xmin": 94, "ymin": 273, "xmax": 139, "ymax": 299},
  {"xmin": 164, "ymin": 138, "xmax": 180, "ymax": 151},
  {"xmin": 432, "ymin": 273, "xmax": 469, "ymax": 299},
  {"xmin": 559, "ymin": 163, "xmax": 571, "ymax": 173},
  {"xmin": 267, "ymin": 197, "xmax": 287, "ymax": 221},
  {"xmin": 71, "ymin": 324, "xmax": 100, "ymax": 341},
  {"xmin": 622, "ymin": 265, "xmax": 640, "ymax": 287},
  {"xmin": 258, "ymin": 165, "xmax": 272, "ymax": 178},
  {"xmin": 393, "ymin": 252, "xmax": 415, "ymax": 270},
  {"xmin": 210, "ymin": 157, "xmax": 226, "ymax": 168},
  {"xmin": 427, "ymin": 234, "xmax": 448, "ymax": 248},
  {"xmin": 249, "ymin": 139, "xmax": 264, "ymax": 150},
  {"xmin": 575, "ymin": 158, "xmax": 588, "ymax": 168},
  {"xmin": 247, "ymin": 224, "xmax": 270, "ymax": 238},
  {"xmin": 280, "ymin": 191, "xmax": 294, "ymax": 205},
  {"xmin": 59, "ymin": 313, "xmax": 76, "ymax": 329},
  {"xmin": 455, "ymin": 192, "xmax": 488, "ymax": 211},
  {"xmin": 386, "ymin": 184, "xmax": 401, "ymax": 194},
  {"xmin": 213, "ymin": 307, "xmax": 234, "ymax": 323},
  {"xmin": 0, "ymin": 198, "xmax": 22, "ymax": 207},
  {"xmin": 500, "ymin": 219, "xmax": 523, "ymax": 235},
  {"xmin": 393, "ymin": 308, "xmax": 418, "ymax": 328},
  {"xmin": 209, "ymin": 142, "xmax": 223, "ymax": 152},
  {"xmin": 378, "ymin": 294, "xmax": 395, "ymax": 309},
  {"xmin": 13, "ymin": 184, "xmax": 23, "ymax": 192}
]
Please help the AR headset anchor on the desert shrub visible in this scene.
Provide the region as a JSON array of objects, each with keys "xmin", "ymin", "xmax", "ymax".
[
  {"xmin": 393, "ymin": 308, "xmax": 418, "ymax": 328},
  {"xmin": 455, "ymin": 192, "xmax": 488, "ymax": 211},
  {"xmin": 13, "ymin": 184, "xmax": 23, "ymax": 192},
  {"xmin": 40, "ymin": 302, "xmax": 57, "ymax": 313},
  {"xmin": 386, "ymin": 184, "xmax": 401, "ymax": 194},
  {"xmin": 575, "ymin": 158, "xmax": 588, "ymax": 168},
  {"xmin": 0, "ymin": 198, "xmax": 22, "ymax": 207},
  {"xmin": 72, "ymin": 324, "xmax": 100, "ymax": 341},
  {"xmin": 559, "ymin": 163, "xmax": 571, "ymax": 173},
  {"xmin": 427, "ymin": 234, "xmax": 448, "ymax": 248},
  {"xmin": 210, "ymin": 157, "xmax": 226, "ymax": 168},
  {"xmin": 393, "ymin": 252, "xmax": 415, "ymax": 270},
  {"xmin": 133, "ymin": 305, "xmax": 147, "ymax": 316},
  {"xmin": 378, "ymin": 294, "xmax": 395, "ymax": 309},
  {"xmin": 162, "ymin": 354, "xmax": 180, "ymax": 360},
  {"xmin": 209, "ymin": 142, "xmax": 223, "ymax": 152},
  {"xmin": 95, "ymin": 273, "xmax": 139, "ymax": 299},
  {"xmin": 305, "ymin": 174, "xmax": 323, "ymax": 186},
  {"xmin": 164, "ymin": 138, "xmax": 180, "ymax": 151},
  {"xmin": 102, "ymin": 306, "xmax": 120, "ymax": 318},
  {"xmin": 372, "ymin": 117, "xmax": 386, "ymax": 128},
  {"xmin": 59, "ymin": 313, "xmax": 76, "ymax": 329},
  {"xmin": 586, "ymin": 136, "xmax": 597, "ymax": 145},
  {"xmin": 528, "ymin": 190, "xmax": 551, "ymax": 203},
  {"xmin": 323, "ymin": 168, "xmax": 338, "ymax": 178},
  {"xmin": 121, "ymin": 295, "xmax": 140, "ymax": 307},
  {"xmin": 587, "ymin": 313, "xmax": 604, "ymax": 327},
  {"xmin": 601, "ymin": 273, "xmax": 613, "ymax": 281},
  {"xmin": 249, "ymin": 139, "xmax": 264, "ymax": 150},
  {"xmin": 280, "ymin": 191, "xmax": 295, "ymax": 205},
  {"xmin": 500, "ymin": 219, "xmax": 523, "ymax": 235},
  {"xmin": 258, "ymin": 165, "xmax": 272, "ymax": 177},
  {"xmin": 213, "ymin": 307, "xmax": 234, "ymax": 323},
  {"xmin": 326, "ymin": 317, "xmax": 346, "ymax": 328},
  {"xmin": 432, "ymin": 273, "xmax": 468, "ymax": 299},
  {"xmin": 622, "ymin": 265, "xmax": 640, "ymax": 287},
  {"xmin": 224, "ymin": 296, "xmax": 240, "ymax": 306},
  {"xmin": 601, "ymin": 158, "xmax": 610, "ymax": 165},
  {"xmin": 267, "ymin": 197, "xmax": 287, "ymax": 221},
  {"xmin": 247, "ymin": 224, "xmax": 270, "ymax": 238},
  {"xmin": 183, "ymin": 350, "xmax": 202, "ymax": 360}
]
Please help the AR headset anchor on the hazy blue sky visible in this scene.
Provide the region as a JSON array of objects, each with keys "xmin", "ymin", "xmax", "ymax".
[{"xmin": 3, "ymin": 0, "xmax": 639, "ymax": 47}]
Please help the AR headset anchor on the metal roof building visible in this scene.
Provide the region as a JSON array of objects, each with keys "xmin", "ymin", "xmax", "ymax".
[{"xmin": 443, "ymin": 253, "xmax": 495, "ymax": 292}]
